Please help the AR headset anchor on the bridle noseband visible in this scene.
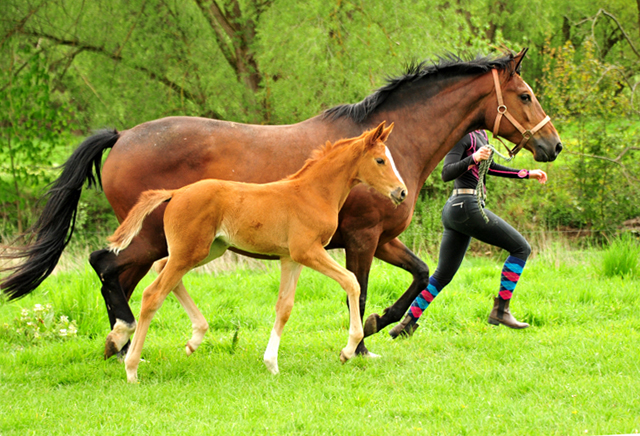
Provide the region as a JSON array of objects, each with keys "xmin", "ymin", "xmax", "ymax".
[{"xmin": 491, "ymin": 69, "xmax": 551, "ymax": 157}]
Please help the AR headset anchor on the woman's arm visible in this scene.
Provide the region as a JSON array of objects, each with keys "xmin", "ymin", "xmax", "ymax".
[{"xmin": 441, "ymin": 136, "xmax": 476, "ymax": 182}]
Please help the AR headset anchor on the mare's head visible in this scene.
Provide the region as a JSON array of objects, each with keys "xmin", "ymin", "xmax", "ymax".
[
  {"xmin": 490, "ymin": 48, "xmax": 562, "ymax": 162},
  {"xmin": 356, "ymin": 121, "xmax": 407, "ymax": 206}
]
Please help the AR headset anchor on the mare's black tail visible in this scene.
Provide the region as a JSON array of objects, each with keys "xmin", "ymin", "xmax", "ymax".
[{"xmin": 1, "ymin": 129, "xmax": 120, "ymax": 300}]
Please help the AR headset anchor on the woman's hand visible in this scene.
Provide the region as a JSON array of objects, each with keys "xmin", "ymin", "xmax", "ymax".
[
  {"xmin": 472, "ymin": 146, "xmax": 492, "ymax": 163},
  {"xmin": 529, "ymin": 169, "xmax": 547, "ymax": 184}
]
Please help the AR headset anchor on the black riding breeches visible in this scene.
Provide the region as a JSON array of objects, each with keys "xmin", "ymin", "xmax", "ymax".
[{"xmin": 431, "ymin": 194, "xmax": 531, "ymax": 287}]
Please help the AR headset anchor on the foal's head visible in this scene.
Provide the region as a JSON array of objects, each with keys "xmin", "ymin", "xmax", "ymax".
[{"xmin": 356, "ymin": 122, "xmax": 407, "ymax": 206}]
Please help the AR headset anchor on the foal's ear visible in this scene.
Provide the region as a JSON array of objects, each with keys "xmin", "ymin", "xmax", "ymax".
[
  {"xmin": 379, "ymin": 122, "xmax": 394, "ymax": 142},
  {"xmin": 513, "ymin": 47, "xmax": 528, "ymax": 75},
  {"xmin": 366, "ymin": 121, "xmax": 387, "ymax": 146}
]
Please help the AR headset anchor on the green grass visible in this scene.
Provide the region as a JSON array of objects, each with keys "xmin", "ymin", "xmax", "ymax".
[{"xmin": 1, "ymin": 248, "xmax": 640, "ymax": 435}]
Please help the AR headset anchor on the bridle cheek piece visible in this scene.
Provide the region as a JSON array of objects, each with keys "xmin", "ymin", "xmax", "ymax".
[{"xmin": 491, "ymin": 69, "xmax": 551, "ymax": 157}]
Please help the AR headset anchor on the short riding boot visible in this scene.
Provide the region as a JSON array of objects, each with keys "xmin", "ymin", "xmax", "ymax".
[
  {"xmin": 488, "ymin": 296, "xmax": 529, "ymax": 329},
  {"xmin": 389, "ymin": 314, "xmax": 419, "ymax": 339}
]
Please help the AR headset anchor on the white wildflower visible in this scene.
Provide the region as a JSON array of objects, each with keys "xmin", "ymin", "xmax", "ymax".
[{"xmin": 33, "ymin": 304, "xmax": 44, "ymax": 312}]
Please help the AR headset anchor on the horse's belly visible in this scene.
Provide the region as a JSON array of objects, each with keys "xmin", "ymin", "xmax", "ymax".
[{"xmin": 219, "ymin": 225, "xmax": 289, "ymax": 258}]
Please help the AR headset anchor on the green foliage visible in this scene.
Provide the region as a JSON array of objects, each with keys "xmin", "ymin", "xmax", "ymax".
[
  {"xmin": 1, "ymin": 303, "xmax": 78, "ymax": 344},
  {"xmin": 0, "ymin": 42, "xmax": 73, "ymax": 233},
  {"xmin": 601, "ymin": 233, "xmax": 640, "ymax": 277},
  {"xmin": 536, "ymin": 39, "xmax": 640, "ymax": 231},
  {"xmin": 1, "ymin": 0, "xmax": 639, "ymax": 243}
]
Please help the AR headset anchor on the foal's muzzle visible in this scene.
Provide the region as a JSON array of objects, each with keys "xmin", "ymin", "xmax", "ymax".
[{"xmin": 391, "ymin": 187, "xmax": 407, "ymax": 205}]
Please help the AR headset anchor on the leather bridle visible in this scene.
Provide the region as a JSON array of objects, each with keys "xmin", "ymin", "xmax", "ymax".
[{"xmin": 491, "ymin": 69, "xmax": 551, "ymax": 157}]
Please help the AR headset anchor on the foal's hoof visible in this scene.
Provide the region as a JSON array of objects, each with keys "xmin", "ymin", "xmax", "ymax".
[
  {"xmin": 363, "ymin": 313, "xmax": 380, "ymax": 337},
  {"xmin": 339, "ymin": 349, "xmax": 350, "ymax": 363}
]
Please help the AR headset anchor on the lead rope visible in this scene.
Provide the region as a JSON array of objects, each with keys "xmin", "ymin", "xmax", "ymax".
[{"xmin": 476, "ymin": 141, "xmax": 514, "ymax": 223}]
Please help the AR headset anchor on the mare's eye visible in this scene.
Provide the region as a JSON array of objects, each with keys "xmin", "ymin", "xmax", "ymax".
[
  {"xmin": 520, "ymin": 93, "xmax": 531, "ymax": 103},
  {"xmin": 376, "ymin": 158, "xmax": 385, "ymax": 165}
]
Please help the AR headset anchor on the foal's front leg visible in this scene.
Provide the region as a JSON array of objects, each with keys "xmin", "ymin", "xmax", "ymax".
[
  {"xmin": 264, "ymin": 258, "xmax": 303, "ymax": 374},
  {"xmin": 293, "ymin": 246, "xmax": 363, "ymax": 363}
]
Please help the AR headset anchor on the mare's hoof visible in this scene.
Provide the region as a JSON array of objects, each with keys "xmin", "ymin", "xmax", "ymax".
[
  {"xmin": 104, "ymin": 338, "xmax": 120, "ymax": 360},
  {"xmin": 339, "ymin": 349, "xmax": 350, "ymax": 363},
  {"xmin": 363, "ymin": 313, "xmax": 380, "ymax": 337}
]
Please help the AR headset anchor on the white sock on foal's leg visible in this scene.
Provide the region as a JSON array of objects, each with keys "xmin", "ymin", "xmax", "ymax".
[{"xmin": 263, "ymin": 329, "xmax": 281, "ymax": 375}]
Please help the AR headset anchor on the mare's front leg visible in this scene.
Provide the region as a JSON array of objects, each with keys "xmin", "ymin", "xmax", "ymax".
[
  {"xmin": 364, "ymin": 237, "xmax": 429, "ymax": 336},
  {"xmin": 292, "ymin": 246, "xmax": 363, "ymax": 364},
  {"xmin": 343, "ymin": 231, "xmax": 379, "ymax": 356},
  {"xmin": 263, "ymin": 258, "xmax": 303, "ymax": 374}
]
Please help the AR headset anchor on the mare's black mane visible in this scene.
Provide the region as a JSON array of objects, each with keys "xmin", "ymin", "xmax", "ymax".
[{"xmin": 323, "ymin": 52, "xmax": 517, "ymax": 123}]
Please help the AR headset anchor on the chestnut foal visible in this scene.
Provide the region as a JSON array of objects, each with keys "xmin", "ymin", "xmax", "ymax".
[{"xmin": 107, "ymin": 122, "xmax": 407, "ymax": 382}]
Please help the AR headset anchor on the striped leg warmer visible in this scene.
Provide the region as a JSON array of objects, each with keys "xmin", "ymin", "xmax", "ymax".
[
  {"xmin": 499, "ymin": 255, "xmax": 526, "ymax": 300},
  {"xmin": 408, "ymin": 277, "xmax": 443, "ymax": 321}
]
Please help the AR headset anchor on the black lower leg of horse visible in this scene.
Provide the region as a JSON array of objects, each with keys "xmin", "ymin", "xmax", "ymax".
[
  {"xmin": 90, "ymin": 249, "xmax": 138, "ymax": 358},
  {"xmin": 364, "ymin": 238, "xmax": 429, "ymax": 336},
  {"xmin": 89, "ymin": 247, "xmax": 156, "ymax": 358}
]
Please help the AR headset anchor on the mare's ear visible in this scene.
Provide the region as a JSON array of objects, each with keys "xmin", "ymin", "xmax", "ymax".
[
  {"xmin": 513, "ymin": 47, "xmax": 528, "ymax": 75},
  {"xmin": 365, "ymin": 121, "xmax": 387, "ymax": 148},
  {"xmin": 379, "ymin": 122, "xmax": 394, "ymax": 142}
]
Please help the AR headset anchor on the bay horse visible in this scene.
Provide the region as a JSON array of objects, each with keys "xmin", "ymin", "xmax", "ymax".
[
  {"xmin": 0, "ymin": 49, "xmax": 562, "ymax": 359},
  {"xmin": 107, "ymin": 123, "xmax": 406, "ymax": 381}
]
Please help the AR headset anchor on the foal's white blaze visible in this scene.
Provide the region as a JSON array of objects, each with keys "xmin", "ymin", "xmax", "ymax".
[
  {"xmin": 263, "ymin": 330, "xmax": 281, "ymax": 375},
  {"xmin": 385, "ymin": 147, "xmax": 405, "ymax": 185}
]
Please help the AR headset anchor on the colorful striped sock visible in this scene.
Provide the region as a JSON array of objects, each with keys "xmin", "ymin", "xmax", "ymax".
[
  {"xmin": 408, "ymin": 277, "xmax": 443, "ymax": 321},
  {"xmin": 499, "ymin": 255, "xmax": 526, "ymax": 300}
]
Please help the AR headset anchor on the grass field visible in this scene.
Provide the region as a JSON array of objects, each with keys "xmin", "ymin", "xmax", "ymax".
[{"xmin": 1, "ymin": 244, "xmax": 639, "ymax": 435}]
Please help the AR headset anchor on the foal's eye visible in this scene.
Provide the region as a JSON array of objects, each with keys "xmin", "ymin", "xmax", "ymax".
[
  {"xmin": 376, "ymin": 158, "xmax": 385, "ymax": 165},
  {"xmin": 520, "ymin": 93, "xmax": 531, "ymax": 103}
]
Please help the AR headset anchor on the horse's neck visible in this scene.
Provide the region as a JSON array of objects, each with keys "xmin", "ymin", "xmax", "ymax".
[
  {"xmin": 293, "ymin": 144, "xmax": 362, "ymax": 210},
  {"xmin": 376, "ymin": 74, "xmax": 493, "ymax": 193}
]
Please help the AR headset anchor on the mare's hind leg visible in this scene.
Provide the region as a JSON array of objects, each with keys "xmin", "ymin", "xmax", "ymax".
[
  {"xmin": 364, "ymin": 238, "xmax": 429, "ymax": 335},
  {"xmin": 292, "ymin": 246, "xmax": 363, "ymax": 363},
  {"xmin": 154, "ymin": 258, "xmax": 209, "ymax": 356},
  {"xmin": 263, "ymin": 258, "xmax": 303, "ymax": 375},
  {"xmin": 90, "ymin": 246, "xmax": 157, "ymax": 359}
]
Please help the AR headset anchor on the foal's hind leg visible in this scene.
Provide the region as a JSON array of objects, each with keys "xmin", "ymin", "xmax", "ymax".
[
  {"xmin": 154, "ymin": 258, "xmax": 209, "ymax": 356},
  {"xmin": 264, "ymin": 258, "xmax": 303, "ymax": 375},
  {"xmin": 124, "ymin": 258, "xmax": 193, "ymax": 382}
]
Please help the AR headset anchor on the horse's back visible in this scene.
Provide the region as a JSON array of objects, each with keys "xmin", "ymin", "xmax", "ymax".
[{"xmin": 101, "ymin": 116, "xmax": 324, "ymax": 221}]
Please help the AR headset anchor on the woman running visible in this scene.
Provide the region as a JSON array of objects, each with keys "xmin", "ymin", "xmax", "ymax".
[{"xmin": 389, "ymin": 130, "xmax": 547, "ymax": 338}]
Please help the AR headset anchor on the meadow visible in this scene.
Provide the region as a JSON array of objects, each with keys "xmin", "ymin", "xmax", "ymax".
[{"xmin": 1, "ymin": 241, "xmax": 639, "ymax": 435}]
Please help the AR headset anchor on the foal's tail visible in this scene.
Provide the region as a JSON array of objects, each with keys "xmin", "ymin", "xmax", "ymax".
[
  {"xmin": 1, "ymin": 129, "xmax": 120, "ymax": 301},
  {"xmin": 107, "ymin": 190, "xmax": 174, "ymax": 254}
]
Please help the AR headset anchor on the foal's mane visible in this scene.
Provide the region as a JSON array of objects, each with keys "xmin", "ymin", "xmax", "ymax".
[
  {"xmin": 285, "ymin": 135, "xmax": 363, "ymax": 181},
  {"xmin": 323, "ymin": 51, "xmax": 518, "ymax": 123}
]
